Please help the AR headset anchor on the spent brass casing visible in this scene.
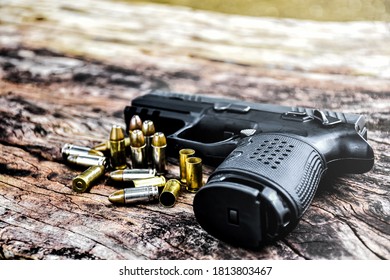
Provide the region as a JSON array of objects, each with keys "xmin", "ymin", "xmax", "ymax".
[
  {"xmin": 132, "ymin": 176, "xmax": 166, "ymax": 188},
  {"xmin": 72, "ymin": 165, "xmax": 105, "ymax": 193},
  {"xmin": 142, "ymin": 120, "xmax": 156, "ymax": 167},
  {"xmin": 179, "ymin": 149, "xmax": 195, "ymax": 183},
  {"xmin": 108, "ymin": 186, "xmax": 159, "ymax": 205},
  {"xmin": 66, "ymin": 154, "xmax": 107, "ymax": 168},
  {"xmin": 130, "ymin": 129, "xmax": 147, "ymax": 168},
  {"xmin": 109, "ymin": 169, "xmax": 156, "ymax": 181},
  {"xmin": 159, "ymin": 179, "xmax": 181, "ymax": 207},
  {"xmin": 109, "ymin": 125, "xmax": 127, "ymax": 170},
  {"xmin": 61, "ymin": 143, "xmax": 104, "ymax": 159},
  {"xmin": 186, "ymin": 157, "xmax": 203, "ymax": 193},
  {"xmin": 152, "ymin": 132, "xmax": 167, "ymax": 174}
]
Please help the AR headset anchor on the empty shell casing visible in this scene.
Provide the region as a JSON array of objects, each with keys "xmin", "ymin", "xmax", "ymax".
[
  {"xmin": 72, "ymin": 165, "xmax": 105, "ymax": 193},
  {"xmin": 179, "ymin": 149, "xmax": 195, "ymax": 183},
  {"xmin": 109, "ymin": 169, "xmax": 156, "ymax": 181},
  {"xmin": 130, "ymin": 129, "xmax": 147, "ymax": 168},
  {"xmin": 61, "ymin": 143, "xmax": 104, "ymax": 159},
  {"xmin": 152, "ymin": 132, "xmax": 167, "ymax": 174},
  {"xmin": 109, "ymin": 125, "xmax": 127, "ymax": 170},
  {"xmin": 132, "ymin": 176, "xmax": 166, "ymax": 188},
  {"xmin": 160, "ymin": 179, "xmax": 181, "ymax": 207},
  {"xmin": 129, "ymin": 115, "xmax": 143, "ymax": 132},
  {"xmin": 142, "ymin": 120, "xmax": 156, "ymax": 166},
  {"xmin": 66, "ymin": 154, "xmax": 107, "ymax": 168},
  {"xmin": 108, "ymin": 186, "xmax": 159, "ymax": 205},
  {"xmin": 186, "ymin": 157, "xmax": 203, "ymax": 193}
]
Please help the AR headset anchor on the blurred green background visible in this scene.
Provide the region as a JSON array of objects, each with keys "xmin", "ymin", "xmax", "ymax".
[{"xmin": 123, "ymin": 0, "xmax": 390, "ymax": 21}]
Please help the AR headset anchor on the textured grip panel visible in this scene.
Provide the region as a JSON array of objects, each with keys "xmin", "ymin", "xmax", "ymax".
[
  {"xmin": 295, "ymin": 151, "xmax": 324, "ymax": 210},
  {"xmin": 215, "ymin": 133, "xmax": 326, "ymax": 216}
]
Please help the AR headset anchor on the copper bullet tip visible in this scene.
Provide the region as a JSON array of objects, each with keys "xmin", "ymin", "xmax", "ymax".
[
  {"xmin": 109, "ymin": 170, "xmax": 124, "ymax": 181},
  {"xmin": 110, "ymin": 125, "xmax": 125, "ymax": 141},
  {"xmin": 152, "ymin": 132, "xmax": 167, "ymax": 147},
  {"xmin": 129, "ymin": 115, "xmax": 142, "ymax": 132},
  {"xmin": 130, "ymin": 129, "xmax": 145, "ymax": 147},
  {"xmin": 142, "ymin": 120, "xmax": 155, "ymax": 136},
  {"xmin": 108, "ymin": 189, "xmax": 125, "ymax": 204}
]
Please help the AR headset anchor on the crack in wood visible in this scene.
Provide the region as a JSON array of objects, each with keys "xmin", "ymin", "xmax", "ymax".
[
  {"xmin": 349, "ymin": 205, "xmax": 390, "ymax": 235},
  {"xmin": 338, "ymin": 217, "xmax": 386, "ymax": 260},
  {"xmin": 281, "ymin": 239, "xmax": 310, "ymax": 260},
  {"xmin": 0, "ymin": 205, "xmax": 133, "ymax": 259}
]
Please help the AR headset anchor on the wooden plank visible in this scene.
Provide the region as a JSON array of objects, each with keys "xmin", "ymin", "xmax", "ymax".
[{"xmin": 0, "ymin": 0, "xmax": 389, "ymax": 260}]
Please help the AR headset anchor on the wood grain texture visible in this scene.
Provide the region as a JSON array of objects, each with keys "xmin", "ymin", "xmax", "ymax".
[{"xmin": 0, "ymin": 0, "xmax": 389, "ymax": 260}]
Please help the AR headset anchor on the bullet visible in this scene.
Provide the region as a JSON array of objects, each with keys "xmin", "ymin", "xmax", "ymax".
[
  {"xmin": 108, "ymin": 186, "xmax": 159, "ymax": 205},
  {"xmin": 129, "ymin": 115, "xmax": 142, "ymax": 132},
  {"xmin": 132, "ymin": 176, "xmax": 166, "ymax": 188},
  {"xmin": 109, "ymin": 169, "xmax": 156, "ymax": 182},
  {"xmin": 66, "ymin": 154, "xmax": 107, "ymax": 168},
  {"xmin": 179, "ymin": 149, "xmax": 195, "ymax": 183},
  {"xmin": 130, "ymin": 129, "xmax": 147, "ymax": 168},
  {"xmin": 109, "ymin": 125, "xmax": 127, "ymax": 170},
  {"xmin": 159, "ymin": 179, "xmax": 181, "ymax": 207},
  {"xmin": 93, "ymin": 141, "xmax": 110, "ymax": 153},
  {"xmin": 142, "ymin": 120, "xmax": 156, "ymax": 166},
  {"xmin": 61, "ymin": 143, "xmax": 104, "ymax": 159},
  {"xmin": 142, "ymin": 120, "xmax": 155, "ymax": 137},
  {"xmin": 152, "ymin": 132, "xmax": 167, "ymax": 174},
  {"xmin": 186, "ymin": 157, "xmax": 203, "ymax": 193},
  {"xmin": 93, "ymin": 138, "xmax": 130, "ymax": 153},
  {"xmin": 72, "ymin": 165, "xmax": 105, "ymax": 193}
]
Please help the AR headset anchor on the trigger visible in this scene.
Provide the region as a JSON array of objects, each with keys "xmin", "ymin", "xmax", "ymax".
[{"xmin": 240, "ymin": 129, "xmax": 256, "ymax": 137}]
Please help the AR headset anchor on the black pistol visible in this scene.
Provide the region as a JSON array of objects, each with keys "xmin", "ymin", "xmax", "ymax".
[{"xmin": 124, "ymin": 91, "xmax": 374, "ymax": 248}]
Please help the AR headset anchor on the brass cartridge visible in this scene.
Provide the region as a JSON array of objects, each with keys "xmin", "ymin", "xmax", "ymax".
[
  {"xmin": 159, "ymin": 179, "xmax": 181, "ymax": 207},
  {"xmin": 72, "ymin": 165, "xmax": 105, "ymax": 193},
  {"xmin": 132, "ymin": 176, "xmax": 166, "ymax": 188},
  {"xmin": 109, "ymin": 169, "xmax": 156, "ymax": 182},
  {"xmin": 61, "ymin": 143, "xmax": 104, "ymax": 159},
  {"xmin": 130, "ymin": 129, "xmax": 147, "ymax": 168},
  {"xmin": 93, "ymin": 141, "xmax": 109, "ymax": 153},
  {"xmin": 142, "ymin": 120, "xmax": 156, "ymax": 166},
  {"xmin": 66, "ymin": 154, "xmax": 107, "ymax": 168},
  {"xmin": 93, "ymin": 137, "xmax": 130, "ymax": 153},
  {"xmin": 109, "ymin": 125, "xmax": 127, "ymax": 170},
  {"xmin": 108, "ymin": 186, "xmax": 159, "ymax": 205},
  {"xmin": 142, "ymin": 120, "xmax": 155, "ymax": 137},
  {"xmin": 151, "ymin": 132, "xmax": 167, "ymax": 174},
  {"xmin": 129, "ymin": 115, "xmax": 142, "ymax": 132},
  {"xmin": 179, "ymin": 149, "xmax": 195, "ymax": 183},
  {"xmin": 185, "ymin": 157, "xmax": 203, "ymax": 193}
]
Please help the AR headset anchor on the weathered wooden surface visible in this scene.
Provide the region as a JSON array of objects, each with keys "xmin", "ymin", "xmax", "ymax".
[{"xmin": 0, "ymin": 0, "xmax": 389, "ymax": 260}]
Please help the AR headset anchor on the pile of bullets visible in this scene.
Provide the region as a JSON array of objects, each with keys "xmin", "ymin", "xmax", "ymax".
[{"xmin": 61, "ymin": 115, "xmax": 203, "ymax": 208}]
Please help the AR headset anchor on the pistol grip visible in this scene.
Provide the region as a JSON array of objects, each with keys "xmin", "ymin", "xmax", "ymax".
[{"xmin": 193, "ymin": 133, "xmax": 327, "ymax": 248}]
